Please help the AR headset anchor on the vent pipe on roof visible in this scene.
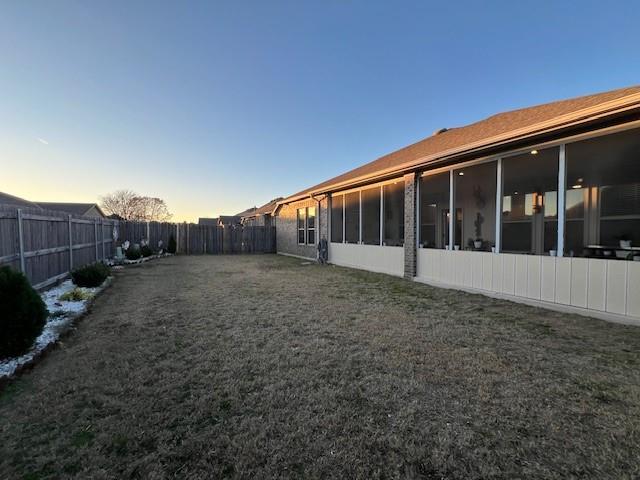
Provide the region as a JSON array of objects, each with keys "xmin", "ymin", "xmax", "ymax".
[{"xmin": 433, "ymin": 127, "xmax": 448, "ymax": 136}]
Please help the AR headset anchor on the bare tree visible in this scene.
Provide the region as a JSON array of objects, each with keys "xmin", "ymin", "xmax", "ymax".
[
  {"xmin": 100, "ymin": 190, "xmax": 173, "ymax": 222},
  {"xmin": 100, "ymin": 190, "xmax": 140, "ymax": 220},
  {"xmin": 137, "ymin": 197, "xmax": 172, "ymax": 222}
]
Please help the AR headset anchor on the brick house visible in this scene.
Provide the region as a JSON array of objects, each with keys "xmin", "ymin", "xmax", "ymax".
[
  {"xmin": 274, "ymin": 86, "xmax": 640, "ymax": 323},
  {"xmin": 237, "ymin": 198, "xmax": 282, "ymax": 227}
]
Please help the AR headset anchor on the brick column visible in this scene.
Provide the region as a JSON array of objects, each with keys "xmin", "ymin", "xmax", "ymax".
[
  {"xmin": 320, "ymin": 196, "xmax": 329, "ymax": 241},
  {"xmin": 404, "ymin": 172, "xmax": 417, "ymax": 279}
]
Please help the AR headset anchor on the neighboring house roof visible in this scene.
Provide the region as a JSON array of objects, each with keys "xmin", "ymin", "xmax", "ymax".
[
  {"xmin": 198, "ymin": 217, "xmax": 218, "ymax": 226},
  {"xmin": 235, "ymin": 207, "xmax": 257, "ymax": 217},
  {"xmin": 238, "ymin": 198, "xmax": 283, "ymax": 219},
  {"xmin": 218, "ymin": 215, "xmax": 241, "ymax": 226},
  {"xmin": 0, "ymin": 191, "xmax": 42, "ymax": 209},
  {"xmin": 35, "ymin": 202, "xmax": 106, "ymax": 217},
  {"xmin": 280, "ymin": 85, "xmax": 640, "ymax": 205}
]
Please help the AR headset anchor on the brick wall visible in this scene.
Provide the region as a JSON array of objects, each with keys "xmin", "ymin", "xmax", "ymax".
[
  {"xmin": 403, "ymin": 173, "xmax": 417, "ymax": 278},
  {"xmin": 276, "ymin": 197, "xmax": 328, "ymax": 259}
]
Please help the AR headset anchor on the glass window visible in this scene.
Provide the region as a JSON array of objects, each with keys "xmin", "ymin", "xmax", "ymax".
[
  {"xmin": 564, "ymin": 188, "xmax": 586, "ymax": 256},
  {"xmin": 383, "ymin": 180, "xmax": 404, "ymax": 246},
  {"xmin": 565, "ymin": 127, "xmax": 640, "ymax": 257},
  {"xmin": 331, "ymin": 194, "xmax": 343, "ymax": 243},
  {"xmin": 501, "ymin": 147, "xmax": 559, "ymax": 254},
  {"xmin": 307, "ymin": 207, "xmax": 316, "ymax": 245},
  {"xmin": 344, "ymin": 191, "xmax": 360, "ymax": 244},
  {"xmin": 419, "ymin": 172, "xmax": 449, "ymax": 248},
  {"xmin": 297, "ymin": 208, "xmax": 306, "ymax": 244},
  {"xmin": 454, "ymin": 161, "xmax": 497, "ymax": 251},
  {"xmin": 362, "ymin": 187, "xmax": 381, "ymax": 245}
]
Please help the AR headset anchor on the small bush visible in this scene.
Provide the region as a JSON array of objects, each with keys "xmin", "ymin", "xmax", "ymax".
[
  {"xmin": 167, "ymin": 235, "xmax": 177, "ymax": 254},
  {"xmin": 71, "ymin": 262, "xmax": 110, "ymax": 288},
  {"xmin": 59, "ymin": 288, "xmax": 93, "ymax": 302},
  {"xmin": 125, "ymin": 247, "xmax": 141, "ymax": 260},
  {"xmin": 0, "ymin": 266, "xmax": 48, "ymax": 359},
  {"xmin": 140, "ymin": 245, "xmax": 154, "ymax": 257}
]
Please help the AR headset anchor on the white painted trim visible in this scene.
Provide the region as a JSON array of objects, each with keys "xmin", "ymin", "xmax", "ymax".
[
  {"xmin": 328, "ymin": 195, "xmax": 332, "ymax": 243},
  {"xmin": 297, "ymin": 207, "xmax": 306, "ymax": 245},
  {"xmin": 448, "ymin": 170, "xmax": 454, "ymax": 250},
  {"xmin": 416, "ymin": 177, "xmax": 420, "ymax": 247},
  {"xmin": 329, "ymin": 242, "xmax": 404, "ymax": 277},
  {"xmin": 379, "ymin": 185, "xmax": 384, "ymax": 246},
  {"xmin": 358, "ymin": 190, "xmax": 362, "ymax": 244},
  {"xmin": 557, "ymin": 144, "xmax": 567, "ymax": 257},
  {"xmin": 334, "ymin": 175, "xmax": 406, "ymax": 196},
  {"xmin": 282, "ymin": 118, "xmax": 640, "ymax": 203},
  {"xmin": 415, "ymin": 249, "xmax": 640, "ymax": 324},
  {"xmin": 417, "ymin": 120, "xmax": 640, "ymax": 180},
  {"xmin": 306, "ymin": 206, "xmax": 316, "ymax": 245},
  {"xmin": 413, "ymin": 275, "xmax": 640, "ymax": 326}
]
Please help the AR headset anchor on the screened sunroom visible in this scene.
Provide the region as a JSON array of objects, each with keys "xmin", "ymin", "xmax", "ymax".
[
  {"xmin": 328, "ymin": 178, "xmax": 406, "ymax": 276},
  {"xmin": 415, "ymin": 124, "xmax": 640, "ymax": 320},
  {"xmin": 416, "ymin": 126, "xmax": 640, "ymax": 260}
]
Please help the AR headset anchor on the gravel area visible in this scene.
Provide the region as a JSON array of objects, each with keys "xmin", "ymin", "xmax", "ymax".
[{"xmin": 1, "ymin": 254, "xmax": 640, "ymax": 479}]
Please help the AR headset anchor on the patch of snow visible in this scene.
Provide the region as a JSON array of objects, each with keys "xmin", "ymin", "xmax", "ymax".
[{"xmin": 0, "ymin": 278, "xmax": 108, "ymax": 379}]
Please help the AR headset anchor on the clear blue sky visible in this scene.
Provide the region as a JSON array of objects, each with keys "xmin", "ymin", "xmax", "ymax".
[{"xmin": 2, "ymin": 1, "xmax": 639, "ymax": 221}]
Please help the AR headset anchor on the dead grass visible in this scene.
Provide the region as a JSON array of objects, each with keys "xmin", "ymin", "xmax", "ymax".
[{"xmin": 1, "ymin": 254, "xmax": 640, "ymax": 479}]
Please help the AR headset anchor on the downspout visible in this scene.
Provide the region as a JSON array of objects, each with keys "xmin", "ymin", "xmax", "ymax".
[{"xmin": 310, "ymin": 193, "xmax": 328, "ymax": 263}]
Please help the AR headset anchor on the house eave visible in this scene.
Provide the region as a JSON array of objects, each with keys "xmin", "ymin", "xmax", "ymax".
[{"xmin": 276, "ymin": 93, "xmax": 640, "ymax": 208}]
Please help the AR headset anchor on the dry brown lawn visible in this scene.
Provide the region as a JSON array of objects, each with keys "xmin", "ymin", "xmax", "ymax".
[{"xmin": 1, "ymin": 254, "xmax": 640, "ymax": 479}]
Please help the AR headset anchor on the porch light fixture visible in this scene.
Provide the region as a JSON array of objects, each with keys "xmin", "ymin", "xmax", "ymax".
[
  {"xmin": 458, "ymin": 172, "xmax": 464, "ymax": 176},
  {"xmin": 572, "ymin": 177, "xmax": 584, "ymax": 189},
  {"xmin": 530, "ymin": 149, "xmax": 538, "ymax": 155}
]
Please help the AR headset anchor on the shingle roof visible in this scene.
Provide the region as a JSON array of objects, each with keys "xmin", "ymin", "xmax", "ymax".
[
  {"xmin": 198, "ymin": 218, "xmax": 218, "ymax": 226},
  {"xmin": 0, "ymin": 192, "xmax": 42, "ymax": 209},
  {"xmin": 235, "ymin": 206, "xmax": 257, "ymax": 217},
  {"xmin": 35, "ymin": 202, "xmax": 105, "ymax": 217},
  {"xmin": 237, "ymin": 198, "xmax": 283, "ymax": 218},
  {"xmin": 282, "ymin": 85, "xmax": 640, "ymax": 203}
]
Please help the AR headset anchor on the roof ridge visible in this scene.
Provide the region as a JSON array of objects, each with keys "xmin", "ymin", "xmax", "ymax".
[{"xmin": 280, "ymin": 84, "xmax": 640, "ymax": 203}]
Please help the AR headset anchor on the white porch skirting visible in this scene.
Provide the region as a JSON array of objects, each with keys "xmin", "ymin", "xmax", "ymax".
[
  {"xmin": 329, "ymin": 242, "xmax": 404, "ymax": 277},
  {"xmin": 416, "ymin": 249, "xmax": 640, "ymax": 324}
]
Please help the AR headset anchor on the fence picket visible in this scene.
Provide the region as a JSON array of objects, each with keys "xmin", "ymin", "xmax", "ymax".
[{"xmin": 0, "ymin": 203, "xmax": 276, "ymax": 288}]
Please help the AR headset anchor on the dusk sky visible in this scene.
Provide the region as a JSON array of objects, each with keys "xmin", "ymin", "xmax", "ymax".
[{"xmin": 2, "ymin": 1, "xmax": 639, "ymax": 221}]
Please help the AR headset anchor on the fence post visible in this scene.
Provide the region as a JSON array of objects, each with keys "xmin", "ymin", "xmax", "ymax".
[
  {"xmin": 102, "ymin": 220, "xmax": 106, "ymax": 259},
  {"xmin": 94, "ymin": 220, "xmax": 99, "ymax": 260},
  {"xmin": 68, "ymin": 214, "xmax": 73, "ymax": 271},
  {"xmin": 146, "ymin": 221, "xmax": 150, "ymax": 243},
  {"xmin": 17, "ymin": 208, "xmax": 26, "ymax": 273},
  {"xmin": 176, "ymin": 223, "xmax": 179, "ymax": 254},
  {"xmin": 186, "ymin": 223, "xmax": 190, "ymax": 255}
]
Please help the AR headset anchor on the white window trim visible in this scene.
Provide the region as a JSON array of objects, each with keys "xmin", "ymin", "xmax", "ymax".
[
  {"xmin": 306, "ymin": 206, "xmax": 316, "ymax": 245},
  {"xmin": 297, "ymin": 208, "xmax": 306, "ymax": 245},
  {"xmin": 557, "ymin": 144, "xmax": 567, "ymax": 257},
  {"xmin": 494, "ymin": 158, "xmax": 503, "ymax": 253},
  {"xmin": 332, "ymin": 177, "xmax": 405, "ymax": 247}
]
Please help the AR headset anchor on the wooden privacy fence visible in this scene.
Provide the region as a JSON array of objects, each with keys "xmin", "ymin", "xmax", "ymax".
[
  {"xmin": 0, "ymin": 205, "xmax": 118, "ymax": 290},
  {"xmin": 0, "ymin": 204, "xmax": 277, "ymax": 289}
]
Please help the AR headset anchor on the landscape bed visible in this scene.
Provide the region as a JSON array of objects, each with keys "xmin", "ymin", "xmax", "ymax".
[
  {"xmin": 1, "ymin": 254, "xmax": 640, "ymax": 479},
  {"xmin": 0, "ymin": 278, "xmax": 112, "ymax": 382}
]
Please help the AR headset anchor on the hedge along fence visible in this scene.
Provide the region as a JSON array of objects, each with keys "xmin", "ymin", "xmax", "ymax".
[{"xmin": 0, "ymin": 204, "xmax": 277, "ymax": 289}]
